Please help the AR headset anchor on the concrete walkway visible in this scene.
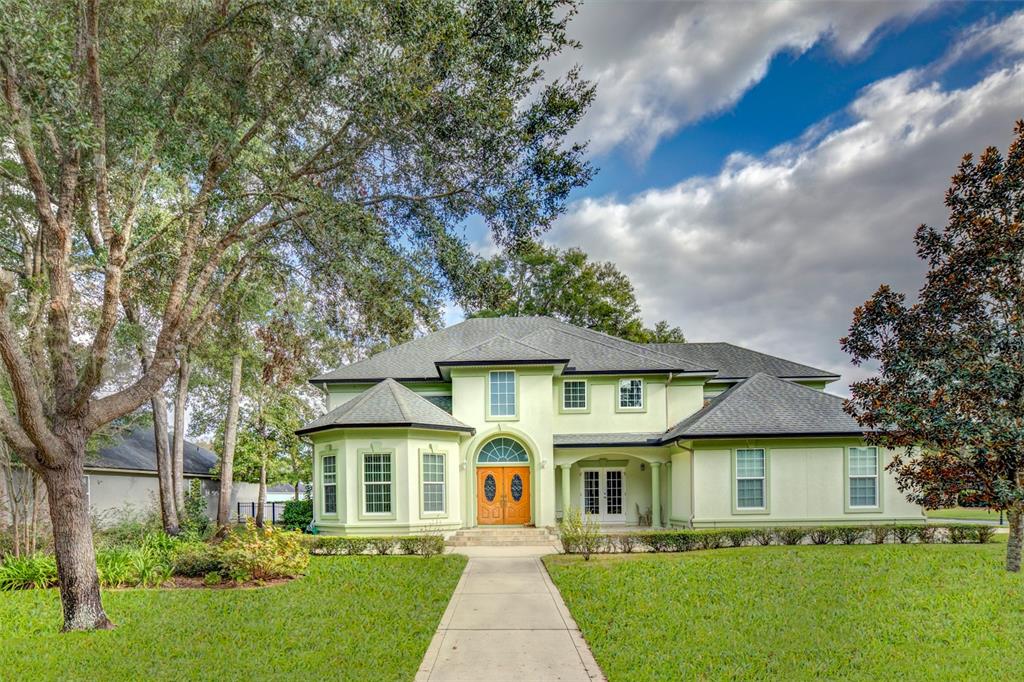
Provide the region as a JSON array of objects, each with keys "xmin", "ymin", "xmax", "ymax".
[{"xmin": 416, "ymin": 546, "xmax": 604, "ymax": 681}]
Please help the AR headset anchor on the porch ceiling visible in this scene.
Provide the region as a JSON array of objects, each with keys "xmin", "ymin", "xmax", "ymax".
[{"xmin": 553, "ymin": 432, "xmax": 664, "ymax": 448}]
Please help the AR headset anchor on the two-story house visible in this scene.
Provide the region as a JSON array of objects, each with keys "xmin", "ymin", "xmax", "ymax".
[{"xmin": 297, "ymin": 316, "xmax": 923, "ymax": 535}]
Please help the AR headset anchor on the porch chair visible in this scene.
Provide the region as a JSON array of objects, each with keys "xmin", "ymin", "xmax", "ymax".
[{"xmin": 635, "ymin": 502, "xmax": 652, "ymax": 526}]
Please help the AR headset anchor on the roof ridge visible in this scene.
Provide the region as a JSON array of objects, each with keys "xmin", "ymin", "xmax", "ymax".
[
  {"xmin": 528, "ymin": 323, "xmax": 682, "ymax": 370},
  {"xmin": 383, "ymin": 379, "xmax": 414, "ymax": 422},
  {"xmin": 663, "ymin": 375, "xmax": 751, "ymax": 437},
  {"xmin": 718, "ymin": 342, "xmax": 839, "ymax": 377}
]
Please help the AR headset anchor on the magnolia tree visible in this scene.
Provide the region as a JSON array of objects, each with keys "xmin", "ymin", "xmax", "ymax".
[
  {"xmin": 842, "ymin": 121, "xmax": 1024, "ymax": 572},
  {"xmin": 0, "ymin": 0, "xmax": 592, "ymax": 630}
]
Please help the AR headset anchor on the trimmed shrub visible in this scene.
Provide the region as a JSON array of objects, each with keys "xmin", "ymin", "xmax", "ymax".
[
  {"xmin": 867, "ymin": 526, "xmax": 891, "ymax": 544},
  {"xmin": 892, "ymin": 525, "xmax": 920, "ymax": 544},
  {"xmin": 975, "ymin": 526, "xmax": 996, "ymax": 544},
  {"xmin": 947, "ymin": 524, "xmax": 974, "ymax": 544},
  {"xmin": 0, "ymin": 554, "xmax": 58, "ymax": 590},
  {"xmin": 694, "ymin": 530, "xmax": 727, "ymax": 550},
  {"xmin": 346, "ymin": 537, "xmax": 370, "ymax": 555},
  {"xmin": 282, "ymin": 499, "xmax": 314, "ymax": 532},
  {"xmin": 368, "ymin": 537, "xmax": 397, "ymax": 556},
  {"xmin": 750, "ymin": 528, "xmax": 774, "ymax": 546},
  {"xmin": 398, "ymin": 537, "xmax": 421, "ymax": 555},
  {"xmin": 220, "ymin": 519, "xmax": 309, "ymax": 581},
  {"xmin": 809, "ymin": 527, "xmax": 837, "ymax": 545},
  {"xmin": 917, "ymin": 526, "xmax": 939, "ymax": 544},
  {"xmin": 416, "ymin": 535, "xmax": 446, "ymax": 557},
  {"xmin": 834, "ymin": 526, "xmax": 866, "ymax": 545},
  {"xmin": 722, "ymin": 529, "xmax": 753, "ymax": 548},
  {"xmin": 172, "ymin": 542, "xmax": 224, "ymax": 578},
  {"xmin": 613, "ymin": 533, "xmax": 639, "ymax": 553},
  {"xmin": 774, "ymin": 527, "xmax": 807, "ymax": 546},
  {"xmin": 309, "ymin": 536, "xmax": 347, "ymax": 556},
  {"xmin": 638, "ymin": 531, "xmax": 676, "ymax": 553}
]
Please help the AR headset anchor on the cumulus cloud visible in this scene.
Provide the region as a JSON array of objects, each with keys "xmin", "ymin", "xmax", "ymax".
[
  {"xmin": 548, "ymin": 12, "xmax": 1024, "ymax": 392},
  {"xmin": 552, "ymin": 0, "xmax": 935, "ymax": 160}
]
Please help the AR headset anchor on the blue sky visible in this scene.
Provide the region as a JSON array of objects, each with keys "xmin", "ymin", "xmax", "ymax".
[{"xmin": 457, "ymin": 1, "xmax": 1024, "ymax": 392}]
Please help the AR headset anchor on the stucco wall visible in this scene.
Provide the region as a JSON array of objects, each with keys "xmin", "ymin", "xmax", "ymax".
[{"xmin": 686, "ymin": 439, "xmax": 924, "ymax": 526}]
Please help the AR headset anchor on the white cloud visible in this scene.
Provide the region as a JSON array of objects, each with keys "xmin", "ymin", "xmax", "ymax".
[
  {"xmin": 548, "ymin": 15, "xmax": 1024, "ymax": 393},
  {"xmin": 552, "ymin": 0, "xmax": 935, "ymax": 160}
]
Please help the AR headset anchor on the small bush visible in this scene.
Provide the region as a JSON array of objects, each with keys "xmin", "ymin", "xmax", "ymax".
[
  {"xmin": 638, "ymin": 531, "xmax": 676, "ymax": 553},
  {"xmin": 346, "ymin": 538, "xmax": 370, "ymax": 555},
  {"xmin": 96, "ymin": 548, "xmax": 137, "ymax": 587},
  {"xmin": 694, "ymin": 530, "xmax": 727, "ymax": 550},
  {"xmin": 722, "ymin": 529, "xmax": 753, "ymax": 548},
  {"xmin": 947, "ymin": 524, "xmax": 974, "ymax": 544},
  {"xmin": 282, "ymin": 499, "xmax": 314, "ymax": 532},
  {"xmin": 917, "ymin": 526, "xmax": 939, "ymax": 544},
  {"xmin": 614, "ymin": 533, "xmax": 639, "ymax": 553},
  {"xmin": 0, "ymin": 554, "xmax": 58, "ymax": 590},
  {"xmin": 559, "ymin": 509, "xmax": 603, "ymax": 560},
  {"xmin": 750, "ymin": 528, "xmax": 774, "ymax": 546},
  {"xmin": 975, "ymin": 526, "xmax": 996, "ymax": 544},
  {"xmin": 834, "ymin": 526, "xmax": 866, "ymax": 545},
  {"xmin": 809, "ymin": 527, "xmax": 837, "ymax": 545},
  {"xmin": 369, "ymin": 537, "xmax": 396, "ymax": 556},
  {"xmin": 892, "ymin": 525, "xmax": 920, "ymax": 544},
  {"xmin": 867, "ymin": 526, "xmax": 891, "ymax": 544},
  {"xmin": 132, "ymin": 547, "xmax": 174, "ymax": 587},
  {"xmin": 95, "ymin": 507, "xmax": 162, "ymax": 549},
  {"xmin": 309, "ymin": 536, "xmax": 347, "ymax": 556},
  {"xmin": 181, "ymin": 479, "xmax": 212, "ymax": 540},
  {"xmin": 774, "ymin": 527, "xmax": 807, "ymax": 546},
  {"xmin": 398, "ymin": 536, "xmax": 420, "ymax": 555},
  {"xmin": 172, "ymin": 542, "xmax": 224, "ymax": 578},
  {"xmin": 203, "ymin": 571, "xmax": 223, "ymax": 586},
  {"xmin": 220, "ymin": 519, "xmax": 309, "ymax": 581},
  {"xmin": 417, "ymin": 535, "xmax": 446, "ymax": 557}
]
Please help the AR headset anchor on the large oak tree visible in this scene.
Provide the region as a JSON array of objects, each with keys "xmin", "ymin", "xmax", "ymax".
[
  {"xmin": 0, "ymin": 0, "xmax": 592, "ymax": 629},
  {"xmin": 842, "ymin": 121, "xmax": 1024, "ymax": 572}
]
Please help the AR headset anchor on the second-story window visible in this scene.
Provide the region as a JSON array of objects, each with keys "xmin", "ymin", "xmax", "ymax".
[
  {"xmin": 489, "ymin": 370, "xmax": 516, "ymax": 417},
  {"xmin": 563, "ymin": 379, "xmax": 587, "ymax": 410},
  {"xmin": 618, "ymin": 378, "xmax": 644, "ymax": 410}
]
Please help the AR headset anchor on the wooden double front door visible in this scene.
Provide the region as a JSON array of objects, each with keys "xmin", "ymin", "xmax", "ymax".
[{"xmin": 477, "ymin": 466, "xmax": 531, "ymax": 525}]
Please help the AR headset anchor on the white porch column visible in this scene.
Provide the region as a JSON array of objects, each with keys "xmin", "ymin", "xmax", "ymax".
[
  {"xmin": 651, "ymin": 462, "xmax": 662, "ymax": 528},
  {"xmin": 560, "ymin": 464, "xmax": 572, "ymax": 520}
]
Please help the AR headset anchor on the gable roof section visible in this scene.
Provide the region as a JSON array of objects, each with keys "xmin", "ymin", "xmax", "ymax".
[
  {"xmin": 661, "ymin": 373, "xmax": 862, "ymax": 441},
  {"xmin": 648, "ymin": 342, "xmax": 839, "ymax": 381},
  {"xmin": 296, "ymin": 378, "xmax": 474, "ymax": 435},
  {"xmin": 87, "ymin": 428, "xmax": 217, "ymax": 476},
  {"xmin": 437, "ymin": 334, "xmax": 567, "ymax": 366},
  {"xmin": 312, "ymin": 316, "xmax": 713, "ymax": 383}
]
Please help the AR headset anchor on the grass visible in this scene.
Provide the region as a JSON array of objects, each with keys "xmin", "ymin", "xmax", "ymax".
[
  {"xmin": 927, "ymin": 506, "xmax": 1003, "ymax": 522},
  {"xmin": 0, "ymin": 554, "xmax": 466, "ymax": 681},
  {"xmin": 545, "ymin": 542, "xmax": 1024, "ymax": 681}
]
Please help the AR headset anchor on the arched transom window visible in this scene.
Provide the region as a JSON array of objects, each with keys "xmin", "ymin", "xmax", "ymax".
[{"xmin": 477, "ymin": 437, "xmax": 529, "ymax": 464}]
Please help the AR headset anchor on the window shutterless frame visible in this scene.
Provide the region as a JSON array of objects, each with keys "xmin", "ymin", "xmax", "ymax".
[
  {"xmin": 846, "ymin": 446, "xmax": 883, "ymax": 512},
  {"xmin": 358, "ymin": 449, "xmax": 396, "ymax": 520},
  {"xmin": 733, "ymin": 448, "xmax": 769, "ymax": 514},
  {"xmin": 419, "ymin": 449, "xmax": 447, "ymax": 518},
  {"xmin": 485, "ymin": 369, "xmax": 518, "ymax": 420},
  {"xmin": 616, "ymin": 378, "xmax": 645, "ymax": 412},
  {"xmin": 321, "ymin": 454, "xmax": 337, "ymax": 515},
  {"xmin": 560, "ymin": 378, "xmax": 589, "ymax": 412}
]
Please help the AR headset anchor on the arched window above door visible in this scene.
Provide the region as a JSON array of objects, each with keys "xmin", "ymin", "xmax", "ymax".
[{"xmin": 477, "ymin": 437, "xmax": 529, "ymax": 463}]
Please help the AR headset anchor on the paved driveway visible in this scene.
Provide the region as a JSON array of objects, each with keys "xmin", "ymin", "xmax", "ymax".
[{"xmin": 416, "ymin": 547, "xmax": 604, "ymax": 681}]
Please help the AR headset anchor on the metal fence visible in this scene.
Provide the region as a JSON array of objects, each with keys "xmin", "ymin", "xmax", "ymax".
[{"xmin": 236, "ymin": 501, "xmax": 287, "ymax": 525}]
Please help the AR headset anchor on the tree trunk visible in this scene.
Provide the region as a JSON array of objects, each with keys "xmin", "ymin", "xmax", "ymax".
[
  {"xmin": 217, "ymin": 354, "xmax": 243, "ymax": 529},
  {"xmin": 151, "ymin": 392, "xmax": 179, "ymax": 535},
  {"xmin": 172, "ymin": 352, "xmax": 191, "ymax": 516},
  {"xmin": 41, "ymin": 454, "xmax": 113, "ymax": 631},
  {"xmin": 255, "ymin": 457, "xmax": 267, "ymax": 528},
  {"xmin": 1007, "ymin": 506, "xmax": 1023, "ymax": 572}
]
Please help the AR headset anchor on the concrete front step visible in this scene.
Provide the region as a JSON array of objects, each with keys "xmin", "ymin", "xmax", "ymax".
[
  {"xmin": 447, "ymin": 527, "xmax": 560, "ymax": 547},
  {"xmin": 447, "ymin": 537, "xmax": 561, "ymax": 547}
]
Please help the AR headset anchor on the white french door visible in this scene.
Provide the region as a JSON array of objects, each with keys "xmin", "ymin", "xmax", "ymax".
[{"xmin": 580, "ymin": 468, "xmax": 626, "ymax": 523}]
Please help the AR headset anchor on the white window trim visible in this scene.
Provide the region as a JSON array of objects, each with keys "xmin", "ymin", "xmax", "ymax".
[
  {"xmin": 561, "ymin": 378, "xmax": 589, "ymax": 412},
  {"xmin": 616, "ymin": 377, "xmax": 645, "ymax": 412},
  {"xmin": 486, "ymin": 369, "xmax": 519, "ymax": 420},
  {"xmin": 359, "ymin": 449, "xmax": 396, "ymax": 520},
  {"xmin": 321, "ymin": 454, "xmax": 338, "ymax": 516},
  {"xmin": 847, "ymin": 446, "xmax": 882, "ymax": 511},
  {"xmin": 734, "ymin": 448, "xmax": 768, "ymax": 513},
  {"xmin": 419, "ymin": 449, "xmax": 447, "ymax": 518}
]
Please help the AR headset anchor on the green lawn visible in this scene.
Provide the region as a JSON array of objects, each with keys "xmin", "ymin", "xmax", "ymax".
[
  {"xmin": 545, "ymin": 543, "xmax": 1023, "ymax": 681},
  {"xmin": 927, "ymin": 506, "xmax": 1003, "ymax": 522},
  {"xmin": 0, "ymin": 555, "xmax": 466, "ymax": 681}
]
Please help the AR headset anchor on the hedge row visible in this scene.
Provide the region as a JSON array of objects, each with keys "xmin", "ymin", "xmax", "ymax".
[
  {"xmin": 561, "ymin": 523, "xmax": 995, "ymax": 556},
  {"xmin": 308, "ymin": 534, "xmax": 446, "ymax": 557}
]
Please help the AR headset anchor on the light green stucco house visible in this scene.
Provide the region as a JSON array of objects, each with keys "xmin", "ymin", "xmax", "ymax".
[{"xmin": 297, "ymin": 316, "xmax": 923, "ymax": 535}]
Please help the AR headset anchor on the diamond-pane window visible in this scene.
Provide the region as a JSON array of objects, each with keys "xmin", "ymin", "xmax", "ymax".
[{"xmin": 477, "ymin": 437, "xmax": 529, "ymax": 463}]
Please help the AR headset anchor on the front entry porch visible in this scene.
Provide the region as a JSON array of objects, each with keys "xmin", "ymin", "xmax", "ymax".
[{"xmin": 554, "ymin": 449, "xmax": 673, "ymax": 528}]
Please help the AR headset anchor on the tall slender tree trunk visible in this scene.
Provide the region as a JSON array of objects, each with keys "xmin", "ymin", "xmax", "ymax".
[
  {"xmin": 172, "ymin": 352, "xmax": 191, "ymax": 515},
  {"xmin": 255, "ymin": 457, "xmax": 267, "ymax": 528},
  {"xmin": 41, "ymin": 444, "xmax": 112, "ymax": 631},
  {"xmin": 1007, "ymin": 506, "xmax": 1023, "ymax": 572},
  {"xmin": 151, "ymin": 392, "xmax": 179, "ymax": 535},
  {"xmin": 217, "ymin": 354, "xmax": 243, "ymax": 529}
]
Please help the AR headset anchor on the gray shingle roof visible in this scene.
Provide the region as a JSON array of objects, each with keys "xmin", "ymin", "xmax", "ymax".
[
  {"xmin": 312, "ymin": 316, "xmax": 714, "ymax": 383},
  {"xmin": 438, "ymin": 334, "xmax": 567, "ymax": 365},
  {"xmin": 661, "ymin": 373, "xmax": 863, "ymax": 441},
  {"xmin": 86, "ymin": 428, "xmax": 217, "ymax": 476},
  {"xmin": 648, "ymin": 342, "xmax": 838, "ymax": 380},
  {"xmin": 296, "ymin": 378, "xmax": 474, "ymax": 435},
  {"xmin": 553, "ymin": 432, "xmax": 664, "ymax": 448}
]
